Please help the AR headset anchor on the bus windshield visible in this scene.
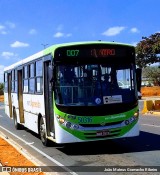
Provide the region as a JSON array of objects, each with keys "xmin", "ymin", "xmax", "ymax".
[{"xmin": 55, "ymin": 64, "xmax": 136, "ymax": 106}]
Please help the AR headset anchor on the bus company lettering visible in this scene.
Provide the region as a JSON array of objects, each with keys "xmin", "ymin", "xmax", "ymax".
[
  {"xmin": 27, "ymin": 101, "xmax": 41, "ymax": 108},
  {"xmin": 78, "ymin": 116, "xmax": 92, "ymax": 123},
  {"xmin": 105, "ymin": 114, "xmax": 126, "ymax": 120}
]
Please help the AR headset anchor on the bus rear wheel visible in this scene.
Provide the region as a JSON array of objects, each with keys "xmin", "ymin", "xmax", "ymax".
[{"xmin": 39, "ymin": 117, "xmax": 51, "ymax": 146}]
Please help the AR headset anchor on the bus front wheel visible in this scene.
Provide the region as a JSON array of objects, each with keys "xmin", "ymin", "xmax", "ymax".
[{"xmin": 39, "ymin": 117, "xmax": 51, "ymax": 146}]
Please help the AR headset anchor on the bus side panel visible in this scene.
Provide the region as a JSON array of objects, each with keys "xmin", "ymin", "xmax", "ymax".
[
  {"xmin": 5, "ymin": 92, "xmax": 19, "ymax": 118},
  {"xmin": 120, "ymin": 122, "xmax": 139, "ymax": 138},
  {"xmin": 4, "ymin": 93, "xmax": 18, "ymax": 119},
  {"xmin": 15, "ymin": 108, "xmax": 20, "ymax": 123},
  {"xmin": 12, "ymin": 93, "xmax": 19, "ymax": 108},
  {"xmin": 30, "ymin": 95, "xmax": 45, "ymax": 118},
  {"xmin": 12, "ymin": 93, "xmax": 19, "ymax": 121},
  {"xmin": 22, "ymin": 94, "xmax": 45, "ymax": 133},
  {"xmin": 24, "ymin": 111, "xmax": 39, "ymax": 133},
  {"xmin": 4, "ymin": 92, "xmax": 10, "ymax": 117}
]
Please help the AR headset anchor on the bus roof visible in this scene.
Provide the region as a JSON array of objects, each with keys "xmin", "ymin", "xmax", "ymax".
[{"xmin": 4, "ymin": 41, "xmax": 134, "ymax": 72}]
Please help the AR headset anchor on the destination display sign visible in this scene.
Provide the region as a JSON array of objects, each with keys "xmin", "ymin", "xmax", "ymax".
[{"xmin": 54, "ymin": 44, "xmax": 133, "ymax": 59}]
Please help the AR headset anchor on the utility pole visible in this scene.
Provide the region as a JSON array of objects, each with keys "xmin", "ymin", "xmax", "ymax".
[{"xmin": 41, "ymin": 43, "xmax": 48, "ymax": 49}]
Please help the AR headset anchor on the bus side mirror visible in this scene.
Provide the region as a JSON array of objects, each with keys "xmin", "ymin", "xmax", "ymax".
[{"xmin": 136, "ymin": 68, "xmax": 142, "ymax": 92}]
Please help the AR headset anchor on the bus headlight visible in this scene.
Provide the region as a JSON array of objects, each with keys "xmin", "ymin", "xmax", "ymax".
[
  {"xmin": 125, "ymin": 120, "xmax": 129, "ymax": 125},
  {"xmin": 72, "ymin": 124, "xmax": 79, "ymax": 130},
  {"xmin": 65, "ymin": 122, "xmax": 72, "ymax": 128},
  {"xmin": 56, "ymin": 115, "xmax": 65, "ymax": 124},
  {"xmin": 59, "ymin": 118, "xmax": 65, "ymax": 124},
  {"xmin": 56, "ymin": 114, "xmax": 79, "ymax": 130},
  {"xmin": 134, "ymin": 111, "xmax": 139, "ymax": 118},
  {"xmin": 65, "ymin": 121, "xmax": 79, "ymax": 130},
  {"xmin": 124, "ymin": 112, "xmax": 138, "ymax": 126}
]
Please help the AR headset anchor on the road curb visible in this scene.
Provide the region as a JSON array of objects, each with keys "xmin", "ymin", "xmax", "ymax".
[
  {"xmin": 152, "ymin": 111, "xmax": 160, "ymax": 115},
  {"xmin": 0, "ymin": 131, "xmax": 59, "ymax": 175},
  {"xmin": 141, "ymin": 111, "xmax": 160, "ymax": 116},
  {"xmin": 141, "ymin": 97, "xmax": 160, "ymax": 115},
  {"xmin": 0, "ymin": 131, "xmax": 44, "ymax": 167}
]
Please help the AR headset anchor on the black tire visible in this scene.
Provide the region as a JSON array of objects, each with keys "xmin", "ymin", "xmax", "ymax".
[
  {"xmin": 13, "ymin": 108, "xmax": 23, "ymax": 130},
  {"xmin": 39, "ymin": 117, "xmax": 51, "ymax": 146}
]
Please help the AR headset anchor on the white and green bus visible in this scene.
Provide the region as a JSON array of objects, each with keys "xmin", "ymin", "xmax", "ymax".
[{"xmin": 4, "ymin": 41, "xmax": 140, "ymax": 146}]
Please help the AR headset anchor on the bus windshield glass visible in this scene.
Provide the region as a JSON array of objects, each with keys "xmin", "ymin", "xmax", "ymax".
[{"xmin": 55, "ymin": 64, "xmax": 136, "ymax": 106}]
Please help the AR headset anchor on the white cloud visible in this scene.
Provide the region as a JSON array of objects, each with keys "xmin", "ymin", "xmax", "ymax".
[
  {"xmin": 29, "ymin": 29, "xmax": 37, "ymax": 35},
  {"xmin": 0, "ymin": 65, "xmax": 5, "ymax": 83},
  {"xmin": 11, "ymin": 41, "xmax": 29, "ymax": 48},
  {"xmin": 0, "ymin": 31, "xmax": 7, "ymax": 35},
  {"xmin": 54, "ymin": 24, "xmax": 72, "ymax": 38},
  {"xmin": 0, "ymin": 25, "xmax": 7, "ymax": 35},
  {"xmin": 0, "ymin": 22, "xmax": 15, "ymax": 35},
  {"xmin": 0, "ymin": 25, "xmax": 5, "ymax": 30},
  {"xmin": 1, "ymin": 52, "xmax": 18, "ymax": 59},
  {"xmin": 102, "ymin": 26, "xmax": 126, "ymax": 36},
  {"xmin": 53, "ymin": 32, "xmax": 64, "ymax": 38},
  {"xmin": 53, "ymin": 32, "xmax": 72, "ymax": 38},
  {"xmin": 130, "ymin": 27, "xmax": 139, "ymax": 33},
  {"xmin": 6, "ymin": 21, "xmax": 16, "ymax": 29}
]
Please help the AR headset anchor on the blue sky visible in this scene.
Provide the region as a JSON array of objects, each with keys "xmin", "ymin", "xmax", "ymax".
[{"xmin": 0, "ymin": 0, "xmax": 160, "ymax": 82}]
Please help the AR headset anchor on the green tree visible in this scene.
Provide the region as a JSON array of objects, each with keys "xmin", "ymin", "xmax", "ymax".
[
  {"xmin": 136, "ymin": 33, "xmax": 160, "ymax": 68},
  {"xmin": 0, "ymin": 83, "xmax": 4, "ymax": 95},
  {"xmin": 142, "ymin": 66, "xmax": 160, "ymax": 86}
]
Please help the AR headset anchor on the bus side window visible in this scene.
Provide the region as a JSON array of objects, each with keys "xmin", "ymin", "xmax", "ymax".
[
  {"xmin": 29, "ymin": 63, "xmax": 35, "ymax": 93},
  {"xmin": 15, "ymin": 70, "xmax": 17, "ymax": 93},
  {"xmin": 23, "ymin": 65, "xmax": 29, "ymax": 93},
  {"xmin": 4, "ymin": 72, "xmax": 8, "ymax": 92},
  {"xmin": 11, "ymin": 70, "xmax": 15, "ymax": 92},
  {"xmin": 11, "ymin": 69, "xmax": 18, "ymax": 93},
  {"xmin": 35, "ymin": 60, "xmax": 43, "ymax": 93}
]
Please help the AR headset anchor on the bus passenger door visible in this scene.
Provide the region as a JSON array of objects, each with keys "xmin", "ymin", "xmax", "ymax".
[
  {"xmin": 8, "ymin": 73, "xmax": 12, "ymax": 118},
  {"xmin": 44, "ymin": 60, "xmax": 55, "ymax": 138},
  {"xmin": 18, "ymin": 69, "xmax": 24, "ymax": 123}
]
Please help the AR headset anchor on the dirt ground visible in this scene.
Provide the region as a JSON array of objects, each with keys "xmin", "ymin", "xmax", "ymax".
[
  {"xmin": 0, "ymin": 86, "xmax": 160, "ymax": 174},
  {"xmin": 0, "ymin": 95, "xmax": 4, "ymax": 102},
  {"xmin": 141, "ymin": 86, "xmax": 160, "ymax": 96},
  {"xmin": 0, "ymin": 137, "xmax": 44, "ymax": 175}
]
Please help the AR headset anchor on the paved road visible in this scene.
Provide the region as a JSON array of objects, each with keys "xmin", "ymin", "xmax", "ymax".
[{"xmin": 0, "ymin": 101, "xmax": 160, "ymax": 175}]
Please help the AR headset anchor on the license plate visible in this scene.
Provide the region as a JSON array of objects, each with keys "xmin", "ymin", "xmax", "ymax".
[{"xmin": 96, "ymin": 130, "xmax": 109, "ymax": 136}]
